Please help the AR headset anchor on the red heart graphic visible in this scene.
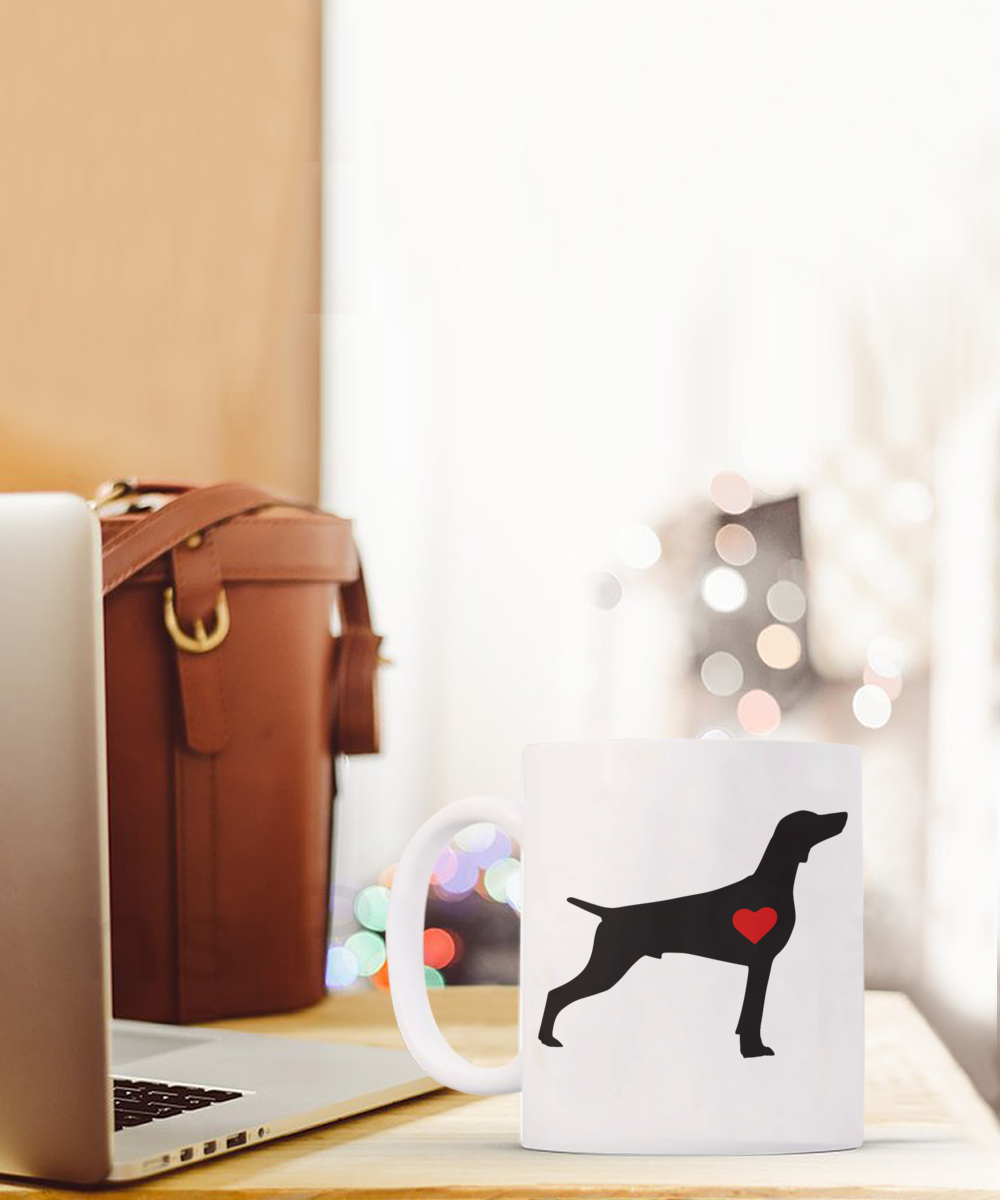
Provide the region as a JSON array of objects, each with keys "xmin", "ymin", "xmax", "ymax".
[{"xmin": 733, "ymin": 907, "xmax": 777, "ymax": 944}]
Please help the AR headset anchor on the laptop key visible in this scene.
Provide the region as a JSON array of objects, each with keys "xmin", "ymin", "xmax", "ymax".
[
  {"xmin": 144, "ymin": 1091, "xmax": 213, "ymax": 1109},
  {"xmin": 114, "ymin": 1112, "xmax": 155, "ymax": 1129},
  {"xmin": 111, "ymin": 1077, "xmax": 246, "ymax": 1130},
  {"xmin": 117, "ymin": 1101, "xmax": 185, "ymax": 1118}
]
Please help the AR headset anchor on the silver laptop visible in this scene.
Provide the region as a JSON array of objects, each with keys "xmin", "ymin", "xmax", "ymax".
[{"xmin": 0, "ymin": 493, "xmax": 433, "ymax": 1184}]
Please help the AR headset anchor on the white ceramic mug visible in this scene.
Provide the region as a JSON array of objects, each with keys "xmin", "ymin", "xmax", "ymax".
[{"xmin": 387, "ymin": 739, "xmax": 863, "ymax": 1154}]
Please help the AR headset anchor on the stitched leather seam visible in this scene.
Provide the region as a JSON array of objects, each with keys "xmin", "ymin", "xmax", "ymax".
[
  {"xmin": 117, "ymin": 569, "xmax": 357, "ymax": 583},
  {"xmin": 174, "ymin": 743, "xmax": 188, "ymax": 1020},
  {"xmin": 209, "ymin": 751, "xmax": 219, "ymax": 1017},
  {"xmin": 221, "ymin": 517, "xmax": 349, "ymax": 527},
  {"xmin": 103, "ymin": 516, "xmax": 347, "ymax": 531},
  {"xmin": 107, "ymin": 545, "xmax": 355, "ymax": 592},
  {"xmin": 205, "ymin": 530, "xmax": 231, "ymax": 748}
]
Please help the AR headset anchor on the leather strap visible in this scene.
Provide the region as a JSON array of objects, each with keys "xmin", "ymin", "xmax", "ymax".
[
  {"xmin": 331, "ymin": 569, "xmax": 382, "ymax": 756},
  {"xmin": 98, "ymin": 481, "xmax": 382, "ymax": 757},
  {"xmin": 102, "ymin": 482, "xmax": 300, "ymax": 596},
  {"xmin": 102, "ymin": 484, "xmax": 300, "ymax": 757},
  {"xmin": 170, "ymin": 531, "xmax": 230, "ymax": 754},
  {"xmin": 100, "ymin": 515, "xmax": 358, "ymax": 585}
]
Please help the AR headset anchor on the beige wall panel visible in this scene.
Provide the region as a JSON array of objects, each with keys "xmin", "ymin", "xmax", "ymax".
[{"xmin": 0, "ymin": 0, "xmax": 321, "ymax": 500}]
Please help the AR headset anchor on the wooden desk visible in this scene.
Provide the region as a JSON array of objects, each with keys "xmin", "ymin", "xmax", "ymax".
[{"xmin": 6, "ymin": 988, "xmax": 999, "ymax": 1198}]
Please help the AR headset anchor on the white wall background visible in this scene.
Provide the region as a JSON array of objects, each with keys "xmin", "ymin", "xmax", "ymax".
[
  {"xmin": 323, "ymin": 0, "xmax": 998, "ymax": 862},
  {"xmin": 322, "ymin": 0, "xmax": 999, "ymax": 1098}
]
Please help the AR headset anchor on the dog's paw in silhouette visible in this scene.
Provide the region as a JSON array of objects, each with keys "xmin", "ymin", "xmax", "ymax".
[
  {"xmin": 538, "ymin": 1032, "xmax": 563, "ymax": 1048},
  {"xmin": 740, "ymin": 1036, "xmax": 775, "ymax": 1058}
]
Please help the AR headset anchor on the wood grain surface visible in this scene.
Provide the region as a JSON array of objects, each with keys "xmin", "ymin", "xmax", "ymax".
[{"xmin": 3, "ymin": 987, "xmax": 998, "ymax": 1198}]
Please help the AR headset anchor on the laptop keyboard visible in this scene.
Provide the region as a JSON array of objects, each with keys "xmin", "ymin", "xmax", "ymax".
[{"xmin": 113, "ymin": 1077, "xmax": 244, "ymax": 1132}]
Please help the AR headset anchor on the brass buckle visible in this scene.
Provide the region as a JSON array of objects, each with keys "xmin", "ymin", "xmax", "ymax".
[{"xmin": 163, "ymin": 586, "xmax": 230, "ymax": 654}]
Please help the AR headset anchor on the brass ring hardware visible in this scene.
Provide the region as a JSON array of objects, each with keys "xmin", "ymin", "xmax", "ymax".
[
  {"xmin": 163, "ymin": 586, "xmax": 231, "ymax": 654},
  {"xmin": 88, "ymin": 476, "xmax": 139, "ymax": 511}
]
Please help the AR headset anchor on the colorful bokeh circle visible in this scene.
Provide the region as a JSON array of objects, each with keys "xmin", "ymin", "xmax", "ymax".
[
  {"xmin": 326, "ymin": 944, "xmax": 359, "ymax": 989},
  {"xmin": 354, "ymin": 884, "xmax": 391, "ymax": 932},
  {"xmin": 346, "ymin": 930, "xmax": 387, "ymax": 977},
  {"xmin": 423, "ymin": 927, "xmax": 457, "ymax": 969}
]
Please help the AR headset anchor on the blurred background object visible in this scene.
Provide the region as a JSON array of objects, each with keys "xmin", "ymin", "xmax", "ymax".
[{"xmin": 323, "ymin": 0, "xmax": 999, "ymax": 1109}]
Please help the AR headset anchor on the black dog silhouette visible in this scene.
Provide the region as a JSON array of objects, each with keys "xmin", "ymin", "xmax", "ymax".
[{"xmin": 538, "ymin": 809, "xmax": 847, "ymax": 1057}]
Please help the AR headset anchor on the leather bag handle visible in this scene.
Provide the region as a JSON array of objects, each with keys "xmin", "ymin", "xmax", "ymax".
[
  {"xmin": 97, "ymin": 481, "xmax": 382, "ymax": 756},
  {"xmin": 101, "ymin": 482, "xmax": 300, "ymax": 596}
]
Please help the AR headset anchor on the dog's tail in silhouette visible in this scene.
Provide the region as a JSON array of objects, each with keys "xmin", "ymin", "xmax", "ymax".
[{"xmin": 538, "ymin": 897, "xmax": 622, "ymax": 1046}]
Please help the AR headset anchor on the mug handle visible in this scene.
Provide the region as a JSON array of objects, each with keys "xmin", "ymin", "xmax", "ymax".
[{"xmin": 386, "ymin": 795, "xmax": 524, "ymax": 1094}]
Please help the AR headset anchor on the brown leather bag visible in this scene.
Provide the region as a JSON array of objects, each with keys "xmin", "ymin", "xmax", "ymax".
[{"xmin": 97, "ymin": 480, "xmax": 381, "ymax": 1023}]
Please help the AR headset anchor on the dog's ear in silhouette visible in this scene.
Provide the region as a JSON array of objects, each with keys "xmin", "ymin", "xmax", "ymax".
[{"xmin": 770, "ymin": 809, "xmax": 848, "ymax": 864}]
